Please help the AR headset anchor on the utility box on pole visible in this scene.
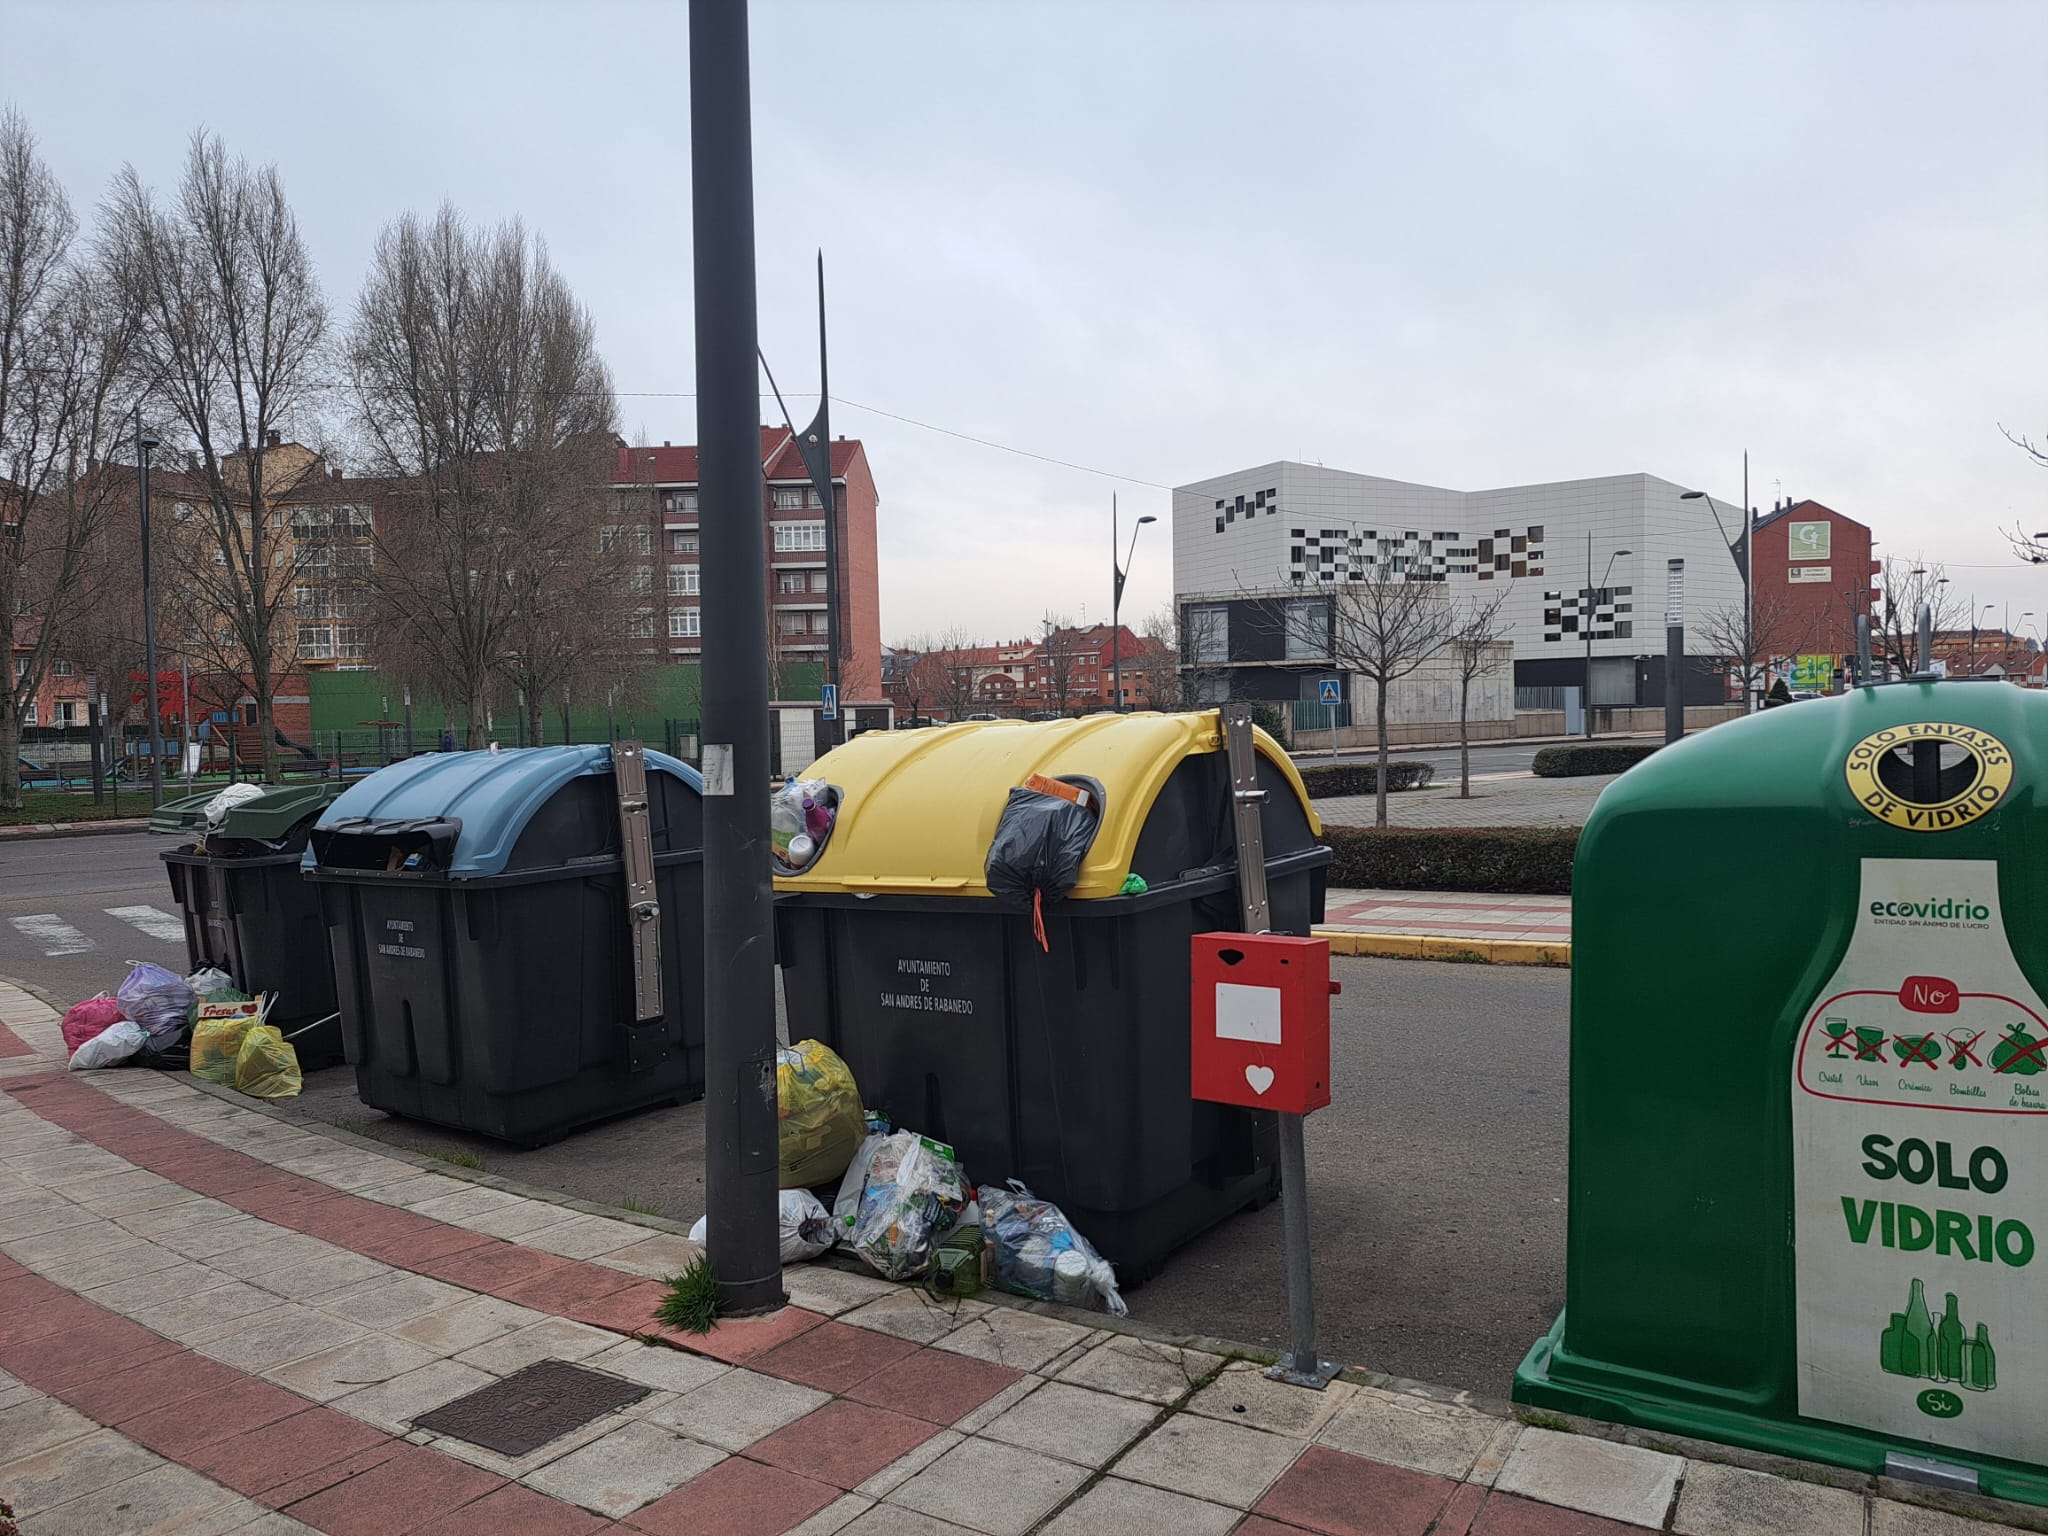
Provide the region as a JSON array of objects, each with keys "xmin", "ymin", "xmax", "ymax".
[{"xmin": 1516, "ymin": 682, "xmax": 2048, "ymax": 1507}]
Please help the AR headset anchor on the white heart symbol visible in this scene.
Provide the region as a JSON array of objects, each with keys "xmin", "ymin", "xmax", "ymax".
[{"xmin": 1244, "ymin": 1065, "xmax": 1276, "ymax": 1096}]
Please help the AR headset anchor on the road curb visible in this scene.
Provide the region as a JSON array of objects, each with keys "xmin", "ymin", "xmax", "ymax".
[
  {"xmin": 1317, "ymin": 928, "xmax": 1572, "ymax": 967},
  {"xmin": 0, "ymin": 818, "xmax": 151, "ymax": 840}
]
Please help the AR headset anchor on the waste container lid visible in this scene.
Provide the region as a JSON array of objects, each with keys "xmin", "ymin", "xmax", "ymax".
[
  {"xmin": 148, "ymin": 780, "xmax": 346, "ymax": 840},
  {"xmin": 305, "ymin": 745, "xmax": 702, "ymax": 877},
  {"xmin": 775, "ymin": 710, "xmax": 1318, "ymax": 899}
]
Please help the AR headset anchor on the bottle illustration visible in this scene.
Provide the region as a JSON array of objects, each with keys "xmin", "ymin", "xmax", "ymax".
[
  {"xmin": 1878, "ymin": 1278, "xmax": 1995, "ymax": 1394},
  {"xmin": 1937, "ymin": 1293, "xmax": 1964, "ymax": 1382},
  {"xmin": 1971, "ymin": 1323, "xmax": 1997, "ymax": 1392}
]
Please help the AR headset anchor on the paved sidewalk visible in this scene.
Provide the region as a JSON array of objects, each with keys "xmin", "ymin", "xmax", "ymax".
[
  {"xmin": 0, "ymin": 982, "xmax": 2035, "ymax": 1535},
  {"xmin": 1316, "ymin": 891, "xmax": 1572, "ymax": 966},
  {"xmin": 1313, "ymin": 774, "xmax": 1617, "ymax": 830},
  {"xmin": 0, "ymin": 817, "xmax": 152, "ymax": 841}
]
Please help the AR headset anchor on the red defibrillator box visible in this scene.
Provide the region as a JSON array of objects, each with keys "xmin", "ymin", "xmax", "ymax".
[{"xmin": 1189, "ymin": 932, "xmax": 1335, "ymax": 1116}]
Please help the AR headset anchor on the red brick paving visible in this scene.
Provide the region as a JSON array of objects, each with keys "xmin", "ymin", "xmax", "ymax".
[
  {"xmin": 1469, "ymin": 1492, "xmax": 1657, "ymax": 1534},
  {"xmin": 280, "ymin": 1442, "xmax": 508, "ymax": 1536},
  {"xmin": 625, "ymin": 1455, "xmax": 839, "ymax": 1536},
  {"xmin": 746, "ymin": 1398, "xmax": 937, "ymax": 1489},
  {"xmin": 492, "ymin": 1254, "xmax": 642, "ymax": 1312},
  {"xmin": 61, "ymin": 1348, "xmax": 245, "ymax": 1424},
  {"xmin": 419, "ymin": 1238, "xmax": 571, "ymax": 1294},
  {"xmin": 0, "ymin": 1020, "xmax": 34, "ymax": 1056},
  {"xmin": 412, "ymin": 1480, "xmax": 613, "ymax": 1536},
  {"xmin": 1254, "ymin": 1444, "xmax": 1461, "ymax": 1536},
  {"xmin": 661, "ymin": 1304, "xmax": 829, "ymax": 1364},
  {"xmin": 122, "ymin": 1380, "xmax": 313, "ymax": 1461},
  {"xmin": 842, "ymin": 1345, "xmax": 1023, "ymax": 1425},
  {"xmin": 1433, "ymin": 1481, "xmax": 1491, "ymax": 1535},
  {"xmin": 186, "ymin": 1409, "xmax": 395, "ymax": 1499},
  {"xmin": 752, "ymin": 1318, "xmax": 921, "ymax": 1394}
]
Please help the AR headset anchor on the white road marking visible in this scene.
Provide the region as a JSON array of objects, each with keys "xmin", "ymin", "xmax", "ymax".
[
  {"xmin": 10, "ymin": 914, "xmax": 93, "ymax": 956},
  {"xmin": 105, "ymin": 906, "xmax": 187, "ymax": 944}
]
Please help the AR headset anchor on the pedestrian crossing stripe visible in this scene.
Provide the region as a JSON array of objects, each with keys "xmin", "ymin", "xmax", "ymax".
[
  {"xmin": 103, "ymin": 906, "xmax": 187, "ymax": 944},
  {"xmin": 7, "ymin": 906, "xmax": 184, "ymax": 956}
]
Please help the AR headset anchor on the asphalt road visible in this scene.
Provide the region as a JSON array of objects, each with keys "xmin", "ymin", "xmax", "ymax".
[{"xmin": 2, "ymin": 830, "xmax": 1569, "ymax": 1397}]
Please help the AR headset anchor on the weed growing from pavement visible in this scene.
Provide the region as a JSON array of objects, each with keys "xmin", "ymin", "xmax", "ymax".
[
  {"xmin": 412, "ymin": 1143, "xmax": 487, "ymax": 1171},
  {"xmin": 657, "ymin": 1255, "xmax": 723, "ymax": 1334},
  {"xmin": 620, "ymin": 1195, "xmax": 660, "ymax": 1216},
  {"xmin": 1515, "ymin": 1408, "xmax": 1576, "ymax": 1432}
]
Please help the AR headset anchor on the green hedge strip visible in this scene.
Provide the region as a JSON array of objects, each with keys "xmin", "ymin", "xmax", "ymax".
[
  {"xmin": 1297, "ymin": 761, "xmax": 1436, "ymax": 797},
  {"xmin": 1323, "ymin": 825, "xmax": 1578, "ymax": 894},
  {"xmin": 1530, "ymin": 743, "xmax": 1660, "ymax": 778}
]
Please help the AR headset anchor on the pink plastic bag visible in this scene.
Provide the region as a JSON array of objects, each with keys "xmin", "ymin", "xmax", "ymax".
[{"xmin": 61, "ymin": 996, "xmax": 125, "ymax": 1054}]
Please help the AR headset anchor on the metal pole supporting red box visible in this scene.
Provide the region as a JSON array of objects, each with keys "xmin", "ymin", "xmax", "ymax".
[{"xmin": 1189, "ymin": 932, "xmax": 1334, "ymax": 1116}]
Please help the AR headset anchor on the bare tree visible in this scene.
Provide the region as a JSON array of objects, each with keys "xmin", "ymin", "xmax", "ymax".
[
  {"xmin": 1694, "ymin": 584, "xmax": 1823, "ymax": 703},
  {"xmin": 0, "ymin": 111, "xmax": 139, "ymax": 809},
  {"xmin": 2000, "ymin": 423, "xmax": 2047, "ymax": 471},
  {"xmin": 1872, "ymin": 556, "xmax": 1969, "ymax": 679},
  {"xmin": 928, "ymin": 625, "xmax": 980, "ymax": 721},
  {"xmin": 1035, "ymin": 613, "xmax": 1084, "ymax": 717},
  {"xmin": 1280, "ymin": 582, "xmax": 1453, "ymax": 827},
  {"xmin": 1447, "ymin": 589, "xmax": 1511, "ymax": 798},
  {"xmin": 344, "ymin": 207, "xmax": 619, "ymax": 747},
  {"xmin": 104, "ymin": 132, "xmax": 328, "ymax": 782}
]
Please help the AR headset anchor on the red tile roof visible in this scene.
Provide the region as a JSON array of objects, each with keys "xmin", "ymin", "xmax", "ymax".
[{"xmin": 614, "ymin": 429, "xmax": 862, "ymax": 486}]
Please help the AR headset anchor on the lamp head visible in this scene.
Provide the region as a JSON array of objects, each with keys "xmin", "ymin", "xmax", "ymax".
[
  {"xmin": 1137, "ymin": 515, "xmax": 1157, "ymax": 526},
  {"xmin": 1679, "ymin": 490, "xmax": 1705, "ymax": 501}
]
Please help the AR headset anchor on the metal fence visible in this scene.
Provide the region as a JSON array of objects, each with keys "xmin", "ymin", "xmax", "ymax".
[{"xmin": 1515, "ymin": 686, "xmax": 1574, "ymax": 710}]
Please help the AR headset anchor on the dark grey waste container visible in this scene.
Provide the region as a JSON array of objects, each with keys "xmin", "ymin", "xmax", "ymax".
[{"xmin": 304, "ymin": 745, "xmax": 704, "ymax": 1146}]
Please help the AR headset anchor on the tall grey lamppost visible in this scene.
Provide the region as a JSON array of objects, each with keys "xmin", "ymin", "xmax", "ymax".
[
  {"xmin": 1582, "ymin": 536, "xmax": 1630, "ymax": 738},
  {"xmin": 136, "ymin": 415, "xmax": 164, "ymax": 806},
  {"xmin": 1111, "ymin": 497, "xmax": 1156, "ymax": 712},
  {"xmin": 1681, "ymin": 486, "xmax": 1752, "ymax": 711}
]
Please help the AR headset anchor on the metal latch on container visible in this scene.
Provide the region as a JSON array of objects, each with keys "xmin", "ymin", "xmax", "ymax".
[{"xmin": 612, "ymin": 741, "xmax": 663, "ymax": 1023}]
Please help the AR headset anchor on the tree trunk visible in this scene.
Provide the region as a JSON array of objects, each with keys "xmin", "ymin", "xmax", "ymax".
[
  {"xmin": 0, "ymin": 700, "xmax": 21, "ymax": 814},
  {"xmin": 526, "ymin": 693, "xmax": 544, "ymax": 748},
  {"xmin": 1375, "ymin": 681, "xmax": 1390, "ymax": 829},
  {"xmin": 463, "ymin": 685, "xmax": 488, "ymax": 748},
  {"xmin": 1459, "ymin": 672, "xmax": 1472, "ymax": 799},
  {"xmin": 252, "ymin": 649, "xmax": 282, "ymax": 783}
]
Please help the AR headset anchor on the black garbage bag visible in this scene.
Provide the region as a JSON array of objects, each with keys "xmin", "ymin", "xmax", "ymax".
[{"xmin": 985, "ymin": 787, "xmax": 1099, "ymax": 949}]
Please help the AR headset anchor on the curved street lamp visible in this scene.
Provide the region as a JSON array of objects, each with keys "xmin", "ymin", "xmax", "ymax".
[{"xmin": 1111, "ymin": 497, "xmax": 1157, "ymax": 711}]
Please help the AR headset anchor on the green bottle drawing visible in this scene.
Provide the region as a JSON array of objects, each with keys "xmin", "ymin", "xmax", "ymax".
[
  {"xmin": 1938, "ymin": 1293, "xmax": 1964, "ymax": 1381},
  {"xmin": 1970, "ymin": 1323, "xmax": 1998, "ymax": 1391},
  {"xmin": 1879, "ymin": 1279, "xmax": 1996, "ymax": 1394}
]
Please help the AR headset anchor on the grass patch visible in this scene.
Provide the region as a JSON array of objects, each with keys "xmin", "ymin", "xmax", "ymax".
[
  {"xmin": 0, "ymin": 789, "xmax": 153, "ymax": 826},
  {"xmin": 412, "ymin": 1143, "xmax": 487, "ymax": 1171},
  {"xmin": 656, "ymin": 1255, "xmax": 723, "ymax": 1334},
  {"xmin": 620, "ymin": 1195, "xmax": 660, "ymax": 1217},
  {"xmin": 1515, "ymin": 1408, "xmax": 1576, "ymax": 1432}
]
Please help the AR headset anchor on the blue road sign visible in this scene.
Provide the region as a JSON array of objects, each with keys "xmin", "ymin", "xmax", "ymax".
[
  {"xmin": 1318, "ymin": 678, "xmax": 1342, "ymax": 705},
  {"xmin": 821, "ymin": 683, "xmax": 839, "ymax": 721}
]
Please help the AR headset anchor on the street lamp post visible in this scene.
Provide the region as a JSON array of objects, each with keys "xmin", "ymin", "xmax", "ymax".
[
  {"xmin": 1681, "ymin": 479, "xmax": 1753, "ymax": 712},
  {"xmin": 136, "ymin": 413, "xmax": 164, "ymax": 807},
  {"xmin": 1582, "ymin": 533, "xmax": 1631, "ymax": 739},
  {"xmin": 1110, "ymin": 497, "xmax": 1156, "ymax": 712}
]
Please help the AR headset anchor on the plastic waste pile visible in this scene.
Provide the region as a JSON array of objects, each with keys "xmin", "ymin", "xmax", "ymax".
[
  {"xmin": 770, "ymin": 777, "xmax": 838, "ymax": 874},
  {"xmin": 58, "ymin": 961, "xmax": 300, "ymax": 1096},
  {"xmin": 776, "ymin": 1039, "xmax": 864, "ymax": 1189}
]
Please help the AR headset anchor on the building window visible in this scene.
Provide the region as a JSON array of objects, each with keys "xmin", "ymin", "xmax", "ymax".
[
  {"xmin": 51, "ymin": 658, "xmax": 72, "ymax": 676},
  {"xmin": 627, "ymin": 610, "xmax": 655, "ymax": 640},
  {"xmin": 1188, "ymin": 604, "xmax": 1229, "ymax": 664},
  {"xmin": 777, "ymin": 571, "xmax": 806, "ymax": 594},
  {"xmin": 664, "ymin": 491, "xmax": 699, "ymax": 514},
  {"xmin": 335, "ymin": 626, "xmax": 368, "ymax": 660},
  {"xmin": 20, "ymin": 701, "xmax": 33, "ymax": 727},
  {"xmin": 295, "ymin": 585, "xmax": 333, "ymax": 618},
  {"xmin": 773, "ymin": 521, "xmax": 826, "ymax": 553},
  {"xmin": 670, "ymin": 608, "xmax": 701, "ymax": 638},
  {"xmin": 54, "ymin": 700, "xmax": 79, "ymax": 726},
  {"xmin": 810, "ymin": 571, "xmax": 830, "ymax": 593},
  {"xmin": 777, "ymin": 611, "xmax": 809, "ymax": 635},
  {"xmin": 629, "ymin": 567, "xmax": 653, "ymax": 594},
  {"xmin": 772, "ymin": 487, "xmax": 805, "ymax": 510},
  {"xmin": 298, "ymin": 624, "xmax": 334, "ymax": 660},
  {"xmin": 671, "ymin": 531, "xmax": 697, "ymax": 554},
  {"xmin": 174, "ymin": 501, "xmax": 195, "ymax": 522},
  {"xmin": 669, "ymin": 565, "xmax": 700, "ymax": 596},
  {"xmin": 600, "ymin": 525, "xmax": 622, "ymax": 553}
]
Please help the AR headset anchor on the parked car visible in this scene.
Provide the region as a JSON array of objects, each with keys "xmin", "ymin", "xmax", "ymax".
[{"xmin": 962, "ymin": 712, "xmax": 1001, "ymax": 722}]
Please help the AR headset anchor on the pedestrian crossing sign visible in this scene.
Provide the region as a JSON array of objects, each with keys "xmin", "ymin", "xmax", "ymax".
[{"xmin": 1318, "ymin": 678, "xmax": 1342, "ymax": 705}]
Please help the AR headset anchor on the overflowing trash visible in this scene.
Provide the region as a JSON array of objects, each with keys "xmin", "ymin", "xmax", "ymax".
[
  {"xmin": 60, "ymin": 996, "xmax": 124, "ymax": 1056},
  {"xmin": 190, "ymin": 1000, "xmax": 267, "ymax": 1085},
  {"xmin": 68, "ymin": 1020, "xmax": 148, "ymax": 1071},
  {"xmin": 776, "ymin": 1039, "xmax": 865, "ymax": 1189},
  {"xmin": 117, "ymin": 962, "xmax": 195, "ymax": 1043},
  {"xmin": 984, "ymin": 777, "xmax": 1101, "ymax": 951},
  {"xmin": 770, "ymin": 777, "xmax": 839, "ymax": 874},
  {"xmin": 56, "ymin": 958, "xmax": 300, "ymax": 1099},
  {"xmin": 847, "ymin": 1130, "xmax": 971, "ymax": 1280},
  {"xmin": 690, "ymin": 1188, "xmax": 838, "ymax": 1264},
  {"xmin": 232, "ymin": 1023, "xmax": 302, "ymax": 1098}
]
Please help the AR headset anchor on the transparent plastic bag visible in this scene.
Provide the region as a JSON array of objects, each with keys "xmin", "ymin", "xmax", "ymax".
[
  {"xmin": 117, "ymin": 962, "xmax": 195, "ymax": 1042},
  {"xmin": 770, "ymin": 778, "xmax": 835, "ymax": 873},
  {"xmin": 776, "ymin": 1040, "xmax": 865, "ymax": 1190},
  {"xmin": 980, "ymin": 1180, "xmax": 1127, "ymax": 1316},
  {"xmin": 68, "ymin": 1019, "xmax": 146, "ymax": 1071},
  {"xmin": 850, "ymin": 1131, "xmax": 968, "ymax": 1281},
  {"xmin": 186, "ymin": 967, "xmax": 237, "ymax": 1000},
  {"xmin": 232, "ymin": 1024, "xmax": 302, "ymax": 1098},
  {"xmin": 833, "ymin": 1113, "xmax": 893, "ymax": 1231}
]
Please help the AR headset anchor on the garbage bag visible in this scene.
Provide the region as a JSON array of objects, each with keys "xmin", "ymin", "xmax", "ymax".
[
  {"xmin": 832, "ymin": 1112, "xmax": 894, "ymax": 1230},
  {"xmin": 186, "ymin": 967, "xmax": 237, "ymax": 1000},
  {"xmin": 204, "ymin": 781, "xmax": 264, "ymax": 829},
  {"xmin": 771, "ymin": 777, "xmax": 836, "ymax": 873},
  {"xmin": 232, "ymin": 1024, "xmax": 301, "ymax": 1098},
  {"xmin": 190, "ymin": 1002, "xmax": 264, "ymax": 1085},
  {"xmin": 850, "ymin": 1131, "xmax": 969, "ymax": 1281},
  {"xmin": 984, "ymin": 787, "xmax": 1099, "ymax": 949},
  {"xmin": 117, "ymin": 963, "xmax": 195, "ymax": 1042},
  {"xmin": 776, "ymin": 1039, "xmax": 865, "ymax": 1190},
  {"xmin": 980, "ymin": 1181, "xmax": 1127, "ymax": 1316},
  {"xmin": 691, "ymin": 1189, "xmax": 837, "ymax": 1263},
  {"xmin": 68, "ymin": 1019, "xmax": 146, "ymax": 1071},
  {"xmin": 61, "ymin": 996, "xmax": 124, "ymax": 1055}
]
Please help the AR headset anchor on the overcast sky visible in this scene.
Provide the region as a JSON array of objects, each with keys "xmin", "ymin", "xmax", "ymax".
[{"xmin": 5, "ymin": 0, "xmax": 2043, "ymax": 642}]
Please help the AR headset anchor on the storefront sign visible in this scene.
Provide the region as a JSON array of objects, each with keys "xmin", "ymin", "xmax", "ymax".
[
  {"xmin": 1788, "ymin": 565, "xmax": 1833, "ymax": 585},
  {"xmin": 1793, "ymin": 858, "xmax": 2044, "ymax": 1464}
]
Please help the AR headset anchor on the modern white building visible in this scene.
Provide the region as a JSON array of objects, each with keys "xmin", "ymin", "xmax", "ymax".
[{"xmin": 1171, "ymin": 461, "xmax": 1747, "ymax": 717}]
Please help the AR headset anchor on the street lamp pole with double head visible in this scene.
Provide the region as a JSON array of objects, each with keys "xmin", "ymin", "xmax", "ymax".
[{"xmin": 1110, "ymin": 497, "xmax": 1156, "ymax": 712}]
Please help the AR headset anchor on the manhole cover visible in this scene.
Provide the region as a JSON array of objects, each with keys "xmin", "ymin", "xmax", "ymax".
[{"xmin": 414, "ymin": 1360, "xmax": 650, "ymax": 1456}]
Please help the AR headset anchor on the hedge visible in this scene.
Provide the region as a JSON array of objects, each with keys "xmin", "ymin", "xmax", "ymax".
[
  {"xmin": 1297, "ymin": 761, "xmax": 1436, "ymax": 798},
  {"xmin": 1323, "ymin": 825, "xmax": 1578, "ymax": 894},
  {"xmin": 1530, "ymin": 742, "xmax": 1661, "ymax": 778}
]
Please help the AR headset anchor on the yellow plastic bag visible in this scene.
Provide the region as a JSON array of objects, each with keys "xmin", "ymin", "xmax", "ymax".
[
  {"xmin": 776, "ymin": 1039, "xmax": 864, "ymax": 1189},
  {"xmin": 233, "ymin": 1023, "xmax": 302, "ymax": 1099},
  {"xmin": 190, "ymin": 1002, "xmax": 263, "ymax": 1085}
]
